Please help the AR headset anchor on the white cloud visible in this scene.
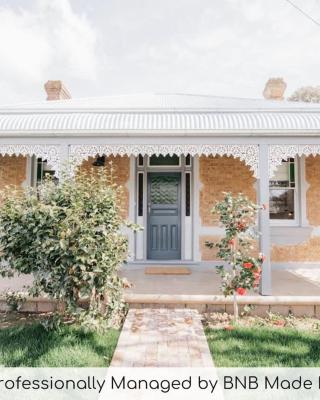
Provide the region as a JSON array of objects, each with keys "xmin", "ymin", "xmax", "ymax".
[
  {"xmin": 0, "ymin": 0, "xmax": 98, "ymax": 103},
  {"xmin": 0, "ymin": 0, "xmax": 320, "ymax": 103}
]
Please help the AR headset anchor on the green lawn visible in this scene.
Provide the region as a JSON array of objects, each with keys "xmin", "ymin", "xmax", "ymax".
[
  {"xmin": 206, "ymin": 326, "xmax": 320, "ymax": 367},
  {"xmin": 0, "ymin": 322, "xmax": 120, "ymax": 367}
]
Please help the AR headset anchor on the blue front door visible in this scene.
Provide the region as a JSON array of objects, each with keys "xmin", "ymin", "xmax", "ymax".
[{"xmin": 147, "ymin": 172, "xmax": 181, "ymax": 260}]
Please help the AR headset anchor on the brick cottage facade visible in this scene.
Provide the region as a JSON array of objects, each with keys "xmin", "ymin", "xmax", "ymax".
[{"xmin": 1, "ymin": 78, "xmax": 320, "ymax": 295}]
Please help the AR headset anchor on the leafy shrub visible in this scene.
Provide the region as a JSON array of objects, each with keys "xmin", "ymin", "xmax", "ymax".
[
  {"xmin": 4, "ymin": 290, "xmax": 27, "ymax": 311},
  {"xmin": 0, "ymin": 166, "xmax": 139, "ymax": 330}
]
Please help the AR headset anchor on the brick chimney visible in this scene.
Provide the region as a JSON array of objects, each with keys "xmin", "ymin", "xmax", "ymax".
[
  {"xmin": 263, "ymin": 78, "xmax": 287, "ymax": 100},
  {"xmin": 44, "ymin": 80, "xmax": 71, "ymax": 100}
]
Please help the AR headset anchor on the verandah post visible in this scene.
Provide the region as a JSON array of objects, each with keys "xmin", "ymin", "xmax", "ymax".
[
  {"xmin": 59, "ymin": 143, "xmax": 70, "ymax": 179},
  {"xmin": 258, "ymin": 143, "xmax": 272, "ymax": 295}
]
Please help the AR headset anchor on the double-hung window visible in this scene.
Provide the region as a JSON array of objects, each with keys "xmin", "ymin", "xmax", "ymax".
[
  {"xmin": 269, "ymin": 158, "xmax": 297, "ymax": 224},
  {"xmin": 34, "ymin": 158, "xmax": 56, "ymax": 186}
]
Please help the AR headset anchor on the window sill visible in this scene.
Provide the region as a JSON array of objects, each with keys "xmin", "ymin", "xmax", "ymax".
[{"xmin": 271, "ymin": 226, "xmax": 312, "ymax": 246}]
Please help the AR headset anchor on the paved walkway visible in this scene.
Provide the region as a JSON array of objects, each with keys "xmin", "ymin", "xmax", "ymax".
[{"xmin": 111, "ymin": 308, "xmax": 214, "ymax": 367}]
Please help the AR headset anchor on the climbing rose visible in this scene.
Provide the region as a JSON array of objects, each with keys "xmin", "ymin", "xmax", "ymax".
[
  {"xmin": 205, "ymin": 193, "xmax": 264, "ymax": 321},
  {"xmin": 236, "ymin": 287, "xmax": 246, "ymax": 296}
]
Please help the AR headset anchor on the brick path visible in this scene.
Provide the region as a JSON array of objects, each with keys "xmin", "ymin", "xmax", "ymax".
[{"xmin": 111, "ymin": 308, "xmax": 214, "ymax": 367}]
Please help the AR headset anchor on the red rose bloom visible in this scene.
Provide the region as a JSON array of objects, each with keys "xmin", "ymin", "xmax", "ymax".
[
  {"xmin": 224, "ymin": 325, "xmax": 235, "ymax": 331},
  {"xmin": 237, "ymin": 223, "xmax": 246, "ymax": 231},
  {"xmin": 243, "ymin": 262, "xmax": 253, "ymax": 269},
  {"xmin": 228, "ymin": 239, "xmax": 235, "ymax": 246},
  {"xmin": 236, "ymin": 287, "xmax": 246, "ymax": 296}
]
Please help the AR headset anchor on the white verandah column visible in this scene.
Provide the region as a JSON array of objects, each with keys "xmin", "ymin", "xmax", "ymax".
[
  {"xmin": 258, "ymin": 144, "xmax": 272, "ymax": 295},
  {"xmin": 59, "ymin": 144, "xmax": 69, "ymax": 177}
]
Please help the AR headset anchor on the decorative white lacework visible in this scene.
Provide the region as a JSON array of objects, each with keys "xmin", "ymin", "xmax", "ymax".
[
  {"xmin": 70, "ymin": 144, "xmax": 259, "ymax": 177},
  {"xmin": 3, "ymin": 143, "xmax": 320, "ymax": 180},
  {"xmin": 269, "ymin": 145, "xmax": 320, "ymax": 177},
  {"xmin": 0, "ymin": 144, "xmax": 60, "ymax": 176}
]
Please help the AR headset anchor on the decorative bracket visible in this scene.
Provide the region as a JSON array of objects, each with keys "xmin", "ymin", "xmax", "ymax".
[
  {"xmin": 269, "ymin": 145, "xmax": 320, "ymax": 177},
  {"xmin": 70, "ymin": 144, "xmax": 259, "ymax": 177},
  {"xmin": 0, "ymin": 144, "xmax": 60, "ymax": 176}
]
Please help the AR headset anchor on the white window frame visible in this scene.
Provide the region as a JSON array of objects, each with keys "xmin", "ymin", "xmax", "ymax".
[
  {"xmin": 31, "ymin": 156, "xmax": 56, "ymax": 187},
  {"xmin": 269, "ymin": 156, "xmax": 299, "ymax": 227}
]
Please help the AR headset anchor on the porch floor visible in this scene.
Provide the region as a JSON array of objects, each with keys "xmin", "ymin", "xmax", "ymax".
[
  {"xmin": 0, "ymin": 265, "xmax": 319, "ymax": 297},
  {"xmin": 121, "ymin": 265, "xmax": 320, "ymax": 297}
]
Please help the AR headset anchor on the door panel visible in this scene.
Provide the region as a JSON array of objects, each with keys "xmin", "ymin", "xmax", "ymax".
[{"xmin": 147, "ymin": 173, "xmax": 181, "ymax": 260}]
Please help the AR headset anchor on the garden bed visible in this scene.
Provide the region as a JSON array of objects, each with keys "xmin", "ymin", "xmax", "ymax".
[
  {"xmin": 0, "ymin": 313, "xmax": 120, "ymax": 367},
  {"xmin": 204, "ymin": 312, "xmax": 320, "ymax": 367}
]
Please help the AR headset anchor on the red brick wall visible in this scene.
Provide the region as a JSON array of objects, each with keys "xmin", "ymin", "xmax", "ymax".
[
  {"xmin": 0, "ymin": 155, "xmax": 26, "ymax": 189},
  {"xmin": 79, "ymin": 155, "xmax": 130, "ymax": 218},
  {"xmin": 199, "ymin": 155, "xmax": 256, "ymax": 226}
]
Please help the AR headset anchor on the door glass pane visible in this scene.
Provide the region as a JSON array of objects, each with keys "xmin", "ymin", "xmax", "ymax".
[
  {"xmin": 150, "ymin": 176, "xmax": 179, "ymax": 204},
  {"xmin": 149, "ymin": 154, "xmax": 180, "ymax": 166},
  {"xmin": 270, "ymin": 189, "xmax": 295, "ymax": 219}
]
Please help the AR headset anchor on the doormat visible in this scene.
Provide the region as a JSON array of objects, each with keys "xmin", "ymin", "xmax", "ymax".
[{"xmin": 145, "ymin": 266, "xmax": 191, "ymax": 275}]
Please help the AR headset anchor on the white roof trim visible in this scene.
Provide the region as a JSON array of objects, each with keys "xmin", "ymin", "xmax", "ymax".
[
  {"xmin": 1, "ymin": 93, "xmax": 320, "ymax": 134},
  {"xmin": 0, "ymin": 112, "xmax": 320, "ymax": 133}
]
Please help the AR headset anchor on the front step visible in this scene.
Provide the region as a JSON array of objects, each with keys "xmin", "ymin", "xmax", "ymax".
[
  {"xmin": 1, "ymin": 294, "xmax": 320, "ymax": 318},
  {"xmin": 125, "ymin": 294, "xmax": 320, "ymax": 317}
]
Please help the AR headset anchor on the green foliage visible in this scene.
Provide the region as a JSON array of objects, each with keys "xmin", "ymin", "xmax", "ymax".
[
  {"xmin": 4, "ymin": 290, "xmax": 27, "ymax": 311},
  {"xmin": 206, "ymin": 326, "xmax": 320, "ymax": 367},
  {"xmin": 0, "ymin": 166, "xmax": 139, "ymax": 331},
  {"xmin": 0, "ymin": 322, "xmax": 119, "ymax": 367},
  {"xmin": 206, "ymin": 192, "xmax": 264, "ymax": 298}
]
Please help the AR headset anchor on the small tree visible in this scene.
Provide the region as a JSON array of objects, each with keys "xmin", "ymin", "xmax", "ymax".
[
  {"xmin": 288, "ymin": 86, "xmax": 320, "ymax": 103},
  {"xmin": 0, "ymin": 166, "xmax": 139, "ymax": 331},
  {"xmin": 206, "ymin": 193, "xmax": 265, "ymax": 322}
]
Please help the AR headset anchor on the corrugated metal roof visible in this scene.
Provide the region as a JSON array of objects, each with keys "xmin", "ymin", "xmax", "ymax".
[{"xmin": 1, "ymin": 93, "xmax": 320, "ymax": 133}]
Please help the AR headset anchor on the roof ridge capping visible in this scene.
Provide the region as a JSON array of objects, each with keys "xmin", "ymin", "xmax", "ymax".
[{"xmin": 1, "ymin": 77, "xmax": 320, "ymax": 111}]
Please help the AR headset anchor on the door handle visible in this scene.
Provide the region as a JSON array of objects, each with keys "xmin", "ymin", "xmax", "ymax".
[{"xmin": 147, "ymin": 203, "xmax": 151, "ymax": 214}]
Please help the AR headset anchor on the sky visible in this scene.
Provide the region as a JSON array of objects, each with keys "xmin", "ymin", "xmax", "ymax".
[{"xmin": 0, "ymin": 0, "xmax": 320, "ymax": 104}]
